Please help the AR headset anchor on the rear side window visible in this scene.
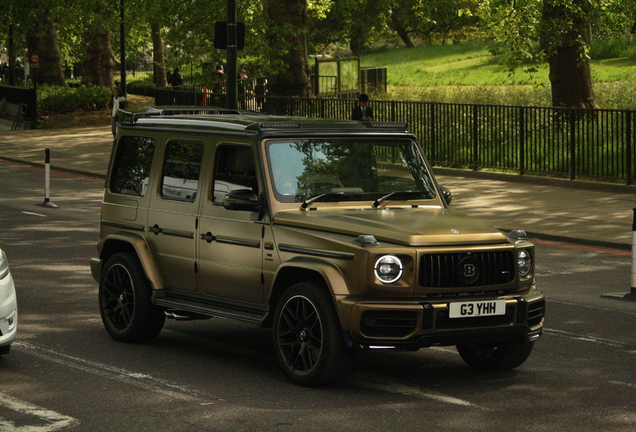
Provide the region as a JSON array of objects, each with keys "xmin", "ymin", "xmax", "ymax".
[
  {"xmin": 161, "ymin": 140, "xmax": 204, "ymax": 202},
  {"xmin": 109, "ymin": 136, "xmax": 155, "ymax": 196}
]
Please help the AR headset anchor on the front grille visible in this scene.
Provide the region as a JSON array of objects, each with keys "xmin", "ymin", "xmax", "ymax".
[
  {"xmin": 527, "ymin": 300, "xmax": 545, "ymax": 327},
  {"xmin": 419, "ymin": 251, "xmax": 515, "ymax": 288},
  {"xmin": 361, "ymin": 311, "xmax": 418, "ymax": 337},
  {"xmin": 435, "ymin": 306, "xmax": 515, "ymax": 329}
]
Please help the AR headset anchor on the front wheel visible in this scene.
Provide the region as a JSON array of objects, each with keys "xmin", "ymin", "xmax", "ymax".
[
  {"xmin": 99, "ymin": 252, "xmax": 165, "ymax": 343},
  {"xmin": 456, "ymin": 340, "xmax": 535, "ymax": 371},
  {"xmin": 273, "ymin": 282, "xmax": 354, "ymax": 386}
]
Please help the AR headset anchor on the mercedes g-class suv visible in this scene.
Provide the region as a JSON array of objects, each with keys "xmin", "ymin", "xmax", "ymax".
[{"xmin": 91, "ymin": 106, "xmax": 544, "ymax": 386}]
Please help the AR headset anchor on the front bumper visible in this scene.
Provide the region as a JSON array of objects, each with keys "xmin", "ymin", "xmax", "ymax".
[
  {"xmin": 339, "ymin": 290, "xmax": 545, "ymax": 349},
  {"xmin": 0, "ymin": 272, "xmax": 18, "ymax": 349},
  {"xmin": 90, "ymin": 257, "xmax": 102, "ymax": 283}
]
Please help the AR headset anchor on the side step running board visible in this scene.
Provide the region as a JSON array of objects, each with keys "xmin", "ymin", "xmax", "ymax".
[{"xmin": 153, "ymin": 293, "xmax": 266, "ymax": 326}]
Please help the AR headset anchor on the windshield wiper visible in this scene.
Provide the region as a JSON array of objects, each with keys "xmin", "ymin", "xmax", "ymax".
[
  {"xmin": 372, "ymin": 191, "xmax": 397, "ymax": 208},
  {"xmin": 301, "ymin": 192, "xmax": 344, "ymax": 210},
  {"xmin": 372, "ymin": 190, "xmax": 432, "ymax": 208}
]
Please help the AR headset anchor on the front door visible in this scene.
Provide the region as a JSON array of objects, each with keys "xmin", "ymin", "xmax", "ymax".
[{"xmin": 197, "ymin": 144, "xmax": 264, "ymax": 304}]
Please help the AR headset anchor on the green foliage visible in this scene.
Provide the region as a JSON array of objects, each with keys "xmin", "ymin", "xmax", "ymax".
[
  {"xmin": 362, "ymin": 42, "xmax": 636, "ymax": 109},
  {"xmin": 126, "ymin": 79, "xmax": 156, "ymax": 97},
  {"xmin": 589, "ymin": 38, "xmax": 636, "ymax": 59},
  {"xmin": 37, "ymin": 85, "xmax": 112, "ymax": 114}
]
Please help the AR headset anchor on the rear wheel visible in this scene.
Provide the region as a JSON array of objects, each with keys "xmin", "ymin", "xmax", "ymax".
[
  {"xmin": 456, "ymin": 340, "xmax": 534, "ymax": 371},
  {"xmin": 99, "ymin": 252, "xmax": 165, "ymax": 342},
  {"xmin": 273, "ymin": 282, "xmax": 354, "ymax": 386}
]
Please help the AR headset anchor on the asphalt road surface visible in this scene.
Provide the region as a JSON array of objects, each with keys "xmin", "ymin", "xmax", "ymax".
[{"xmin": 1, "ymin": 161, "xmax": 635, "ymax": 432}]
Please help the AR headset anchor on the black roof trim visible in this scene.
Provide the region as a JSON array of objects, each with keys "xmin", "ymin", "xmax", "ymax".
[{"xmin": 119, "ymin": 106, "xmax": 266, "ymax": 125}]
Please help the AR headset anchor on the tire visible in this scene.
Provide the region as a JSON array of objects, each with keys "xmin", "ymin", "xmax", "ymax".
[
  {"xmin": 99, "ymin": 252, "xmax": 165, "ymax": 343},
  {"xmin": 273, "ymin": 282, "xmax": 355, "ymax": 386},
  {"xmin": 456, "ymin": 340, "xmax": 535, "ymax": 371}
]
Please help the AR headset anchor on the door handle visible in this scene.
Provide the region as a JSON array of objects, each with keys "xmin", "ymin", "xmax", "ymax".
[
  {"xmin": 200, "ymin": 232, "xmax": 216, "ymax": 243},
  {"xmin": 149, "ymin": 224, "xmax": 163, "ymax": 235}
]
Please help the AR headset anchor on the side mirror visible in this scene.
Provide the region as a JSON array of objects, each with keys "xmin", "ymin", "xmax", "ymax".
[
  {"xmin": 440, "ymin": 186, "xmax": 452, "ymax": 205},
  {"xmin": 223, "ymin": 189, "xmax": 260, "ymax": 211}
]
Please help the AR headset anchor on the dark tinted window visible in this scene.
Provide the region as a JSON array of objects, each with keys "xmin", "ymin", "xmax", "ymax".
[
  {"xmin": 212, "ymin": 145, "xmax": 257, "ymax": 203},
  {"xmin": 109, "ymin": 136, "xmax": 155, "ymax": 196},
  {"xmin": 161, "ymin": 141, "xmax": 204, "ymax": 202}
]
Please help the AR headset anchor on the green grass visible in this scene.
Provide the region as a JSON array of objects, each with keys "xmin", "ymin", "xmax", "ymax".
[{"xmin": 361, "ymin": 43, "xmax": 636, "ymax": 109}]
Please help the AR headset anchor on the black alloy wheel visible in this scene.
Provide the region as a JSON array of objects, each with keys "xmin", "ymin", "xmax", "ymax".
[{"xmin": 99, "ymin": 252, "xmax": 165, "ymax": 343}]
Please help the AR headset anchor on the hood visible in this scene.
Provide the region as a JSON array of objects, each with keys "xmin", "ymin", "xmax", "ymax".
[{"xmin": 273, "ymin": 206, "xmax": 508, "ymax": 246}]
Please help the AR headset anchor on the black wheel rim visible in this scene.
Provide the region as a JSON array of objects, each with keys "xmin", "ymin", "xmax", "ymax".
[
  {"xmin": 277, "ymin": 295, "xmax": 323, "ymax": 376},
  {"xmin": 101, "ymin": 263, "xmax": 135, "ymax": 332}
]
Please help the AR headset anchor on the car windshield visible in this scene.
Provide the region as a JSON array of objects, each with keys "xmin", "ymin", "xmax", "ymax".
[{"xmin": 266, "ymin": 138, "xmax": 436, "ymax": 204}]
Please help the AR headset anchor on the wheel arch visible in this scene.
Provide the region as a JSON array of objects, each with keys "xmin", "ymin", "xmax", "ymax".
[
  {"xmin": 97, "ymin": 232, "xmax": 164, "ymax": 291},
  {"xmin": 264, "ymin": 259, "xmax": 349, "ymax": 328}
]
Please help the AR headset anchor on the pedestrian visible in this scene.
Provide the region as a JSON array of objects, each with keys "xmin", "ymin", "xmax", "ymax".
[
  {"xmin": 352, "ymin": 93, "xmax": 373, "ymax": 121},
  {"xmin": 106, "ymin": 88, "xmax": 127, "ymax": 138},
  {"xmin": 170, "ymin": 68, "xmax": 184, "ymax": 87}
]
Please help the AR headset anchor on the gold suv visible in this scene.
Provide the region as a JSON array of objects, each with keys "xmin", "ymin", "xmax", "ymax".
[{"xmin": 91, "ymin": 107, "xmax": 545, "ymax": 386}]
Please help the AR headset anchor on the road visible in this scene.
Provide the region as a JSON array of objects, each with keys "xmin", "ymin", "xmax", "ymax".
[{"xmin": 1, "ymin": 160, "xmax": 635, "ymax": 432}]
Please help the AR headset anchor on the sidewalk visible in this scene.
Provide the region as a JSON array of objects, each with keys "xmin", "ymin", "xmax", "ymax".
[{"xmin": 1, "ymin": 121, "xmax": 635, "ymax": 250}]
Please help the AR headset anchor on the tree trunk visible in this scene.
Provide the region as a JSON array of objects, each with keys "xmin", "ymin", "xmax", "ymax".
[
  {"xmin": 26, "ymin": 7, "xmax": 65, "ymax": 86},
  {"xmin": 82, "ymin": 24, "xmax": 115, "ymax": 87},
  {"xmin": 390, "ymin": 12, "xmax": 415, "ymax": 48},
  {"xmin": 264, "ymin": 0, "xmax": 311, "ymax": 97},
  {"xmin": 541, "ymin": 0, "xmax": 598, "ymax": 109},
  {"xmin": 151, "ymin": 23, "xmax": 168, "ymax": 88}
]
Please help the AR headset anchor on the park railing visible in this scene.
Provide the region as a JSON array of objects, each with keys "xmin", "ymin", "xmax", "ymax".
[
  {"xmin": 0, "ymin": 85, "xmax": 37, "ymax": 129},
  {"xmin": 155, "ymin": 87, "xmax": 636, "ymax": 185}
]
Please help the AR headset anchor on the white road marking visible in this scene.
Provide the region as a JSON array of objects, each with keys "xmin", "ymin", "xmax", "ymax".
[
  {"xmin": 609, "ymin": 381, "xmax": 636, "ymax": 389},
  {"xmin": 0, "ymin": 392, "xmax": 79, "ymax": 432},
  {"xmin": 356, "ymin": 374, "xmax": 491, "ymax": 410},
  {"xmin": 544, "ymin": 328, "xmax": 635, "ymax": 352},
  {"xmin": 13, "ymin": 341, "xmax": 222, "ymax": 402},
  {"xmin": 21, "ymin": 212, "xmax": 47, "ymax": 217}
]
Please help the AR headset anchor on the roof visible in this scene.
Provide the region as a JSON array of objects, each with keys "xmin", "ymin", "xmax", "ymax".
[{"xmin": 118, "ymin": 106, "xmax": 409, "ymax": 135}]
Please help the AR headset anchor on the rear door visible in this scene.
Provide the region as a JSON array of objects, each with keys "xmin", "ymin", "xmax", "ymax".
[{"xmin": 146, "ymin": 138, "xmax": 205, "ymax": 292}]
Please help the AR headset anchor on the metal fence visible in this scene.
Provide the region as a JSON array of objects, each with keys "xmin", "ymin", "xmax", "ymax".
[
  {"xmin": 155, "ymin": 88, "xmax": 636, "ymax": 185},
  {"xmin": 0, "ymin": 85, "xmax": 37, "ymax": 129}
]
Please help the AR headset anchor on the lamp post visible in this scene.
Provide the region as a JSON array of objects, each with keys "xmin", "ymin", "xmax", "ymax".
[
  {"xmin": 120, "ymin": 0, "xmax": 126, "ymax": 96},
  {"xmin": 226, "ymin": 0, "xmax": 237, "ymax": 109}
]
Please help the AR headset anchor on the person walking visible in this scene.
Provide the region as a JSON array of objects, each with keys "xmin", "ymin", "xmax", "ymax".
[
  {"xmin": 106, "ymin": 88, "xmax": 126, "ymax": 138},
  {"xmin": 352, "ymin": 93, "xmax": 373, "ymax": 121}
]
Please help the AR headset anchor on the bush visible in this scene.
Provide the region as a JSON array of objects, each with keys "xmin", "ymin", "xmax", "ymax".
[
  {"xmin": 38, "ymin": 85, "xmax": 112, "ymax": 114},
  {"xmin": 126, "ymin": 79, "xmax": 156, "ymax": 97}
]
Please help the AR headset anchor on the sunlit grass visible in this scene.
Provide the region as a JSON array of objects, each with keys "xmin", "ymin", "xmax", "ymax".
[{"xmin": 362, "ymin": 43, "xmax": 636, "ymax": 109}]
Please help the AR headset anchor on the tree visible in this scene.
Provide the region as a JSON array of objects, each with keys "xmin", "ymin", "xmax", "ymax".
[
  {"xmin": 485, "ymin": 0, "xmax": 600, "ymax": 108},
  {"xmin": 540, "ymin": 0, "xmax": 598, "ymax": 108},
  {"xmin": 388, "ymin": 0, "xmax": 482, "ymax": 47},
  {"xmin": 82, "ymin": 16, "xmax": 116, "ymax": 87},
  {"xmin": 151, "ymin": 23, "xmax": 168, "ymax": 88},
  {"xmin": 264, "ymin": 0, "xmax": 311, "ymax": 97},
  {"xmin": 26, "ymin": 3, "xmax": 65, "ymax": 85}
]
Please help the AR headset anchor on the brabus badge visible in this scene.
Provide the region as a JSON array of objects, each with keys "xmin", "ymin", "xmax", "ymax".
[{"xmin": 457, "ymin": 255, "xmax": 480, "ymax": 285}]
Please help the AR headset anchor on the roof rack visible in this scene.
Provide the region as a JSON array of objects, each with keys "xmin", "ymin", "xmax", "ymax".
[{"xmin": 119, "ymin": 106, "xmax": 260, "ymax": 125}]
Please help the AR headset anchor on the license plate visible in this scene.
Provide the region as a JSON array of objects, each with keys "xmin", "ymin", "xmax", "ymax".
[{"xmin": 448, "ymin": 300, "xmax": 506, "ymax": 318}]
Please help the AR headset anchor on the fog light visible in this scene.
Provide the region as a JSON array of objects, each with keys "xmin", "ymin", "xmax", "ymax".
[{"xmin": 374, "ymin": 255, "xmax": 404, "ymax": 284}]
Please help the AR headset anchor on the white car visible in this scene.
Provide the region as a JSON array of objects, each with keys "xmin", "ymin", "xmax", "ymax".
[{"xmin": 0, "ymin": 248, "xmax": 17, "ymax": 355}]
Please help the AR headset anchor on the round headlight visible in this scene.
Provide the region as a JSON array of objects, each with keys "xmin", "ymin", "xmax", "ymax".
[
  {"xmin": 517, "ymin": 250, "xmax": 532, "ymax": 277},
  {"xmin": 374, "ymin": 255, "xmax": 404, "ymax": 284}
]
